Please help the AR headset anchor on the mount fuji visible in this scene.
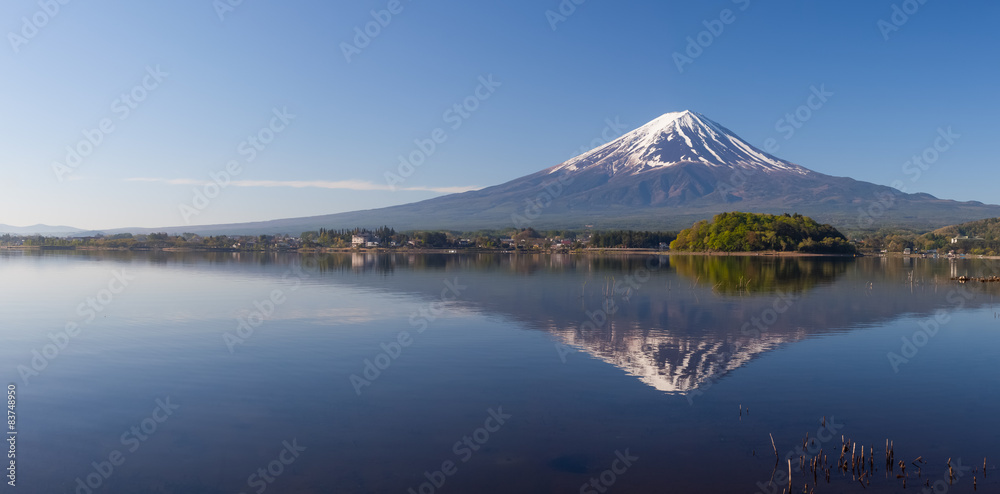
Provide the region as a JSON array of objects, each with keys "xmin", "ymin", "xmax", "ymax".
[
  {"xmin": 551, "ymin": 110, "xmax": 809, "ymax": 176},
  {"xmin": 102, "ymin": 111, "xmax": 1000, "ymax": 235}
]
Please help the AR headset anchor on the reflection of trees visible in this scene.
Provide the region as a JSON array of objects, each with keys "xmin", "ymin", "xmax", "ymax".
[{"xmin": 670, "ymin": 255, "xmax": 850, "ymax": 295}]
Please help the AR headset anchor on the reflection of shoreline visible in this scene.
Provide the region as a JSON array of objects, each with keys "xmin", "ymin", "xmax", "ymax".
[
  {"xmin": 551, "ymin": 325, "xmax": 805, "ymax": 394},
  {"xmin": 0, "ymin": 245, "xmax": 862, "ymax": 256}
]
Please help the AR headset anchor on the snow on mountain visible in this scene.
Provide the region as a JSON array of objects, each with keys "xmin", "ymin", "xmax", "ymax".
[{"xmin": 550, "ymin": 110, "xmax": 809, "ymax": 177}]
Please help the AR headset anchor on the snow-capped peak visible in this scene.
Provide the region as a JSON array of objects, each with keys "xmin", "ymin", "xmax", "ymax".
[{"xmin": 551, "ymin": 111, "xmax": 810, "ymax": 176}]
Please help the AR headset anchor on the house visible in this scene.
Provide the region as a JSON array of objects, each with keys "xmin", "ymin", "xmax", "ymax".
[
  {"xmin": 952, "ymin": 235, "xmax": 985, "ymax": 244},
  {"xmin": 352, "ymin": 233, "xmax": 374, "ymax": 246}
]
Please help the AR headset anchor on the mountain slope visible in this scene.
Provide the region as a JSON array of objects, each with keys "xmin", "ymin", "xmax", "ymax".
[
  {"xmin": 930, "ymin": 217, "xmax": 1000, "ymax": 240},
  {"xmin": 94, "ymin": 111, "xmax": 1000, "ymax": 235}
]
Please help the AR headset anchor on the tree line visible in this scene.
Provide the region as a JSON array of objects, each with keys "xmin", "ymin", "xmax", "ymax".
[{"xmin": 588, "ymin": 230, "xmax": 676, "ymax": 249}]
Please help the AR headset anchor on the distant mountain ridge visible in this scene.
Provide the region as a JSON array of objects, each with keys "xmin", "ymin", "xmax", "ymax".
[
  {"xmin": 53, "ymin": 111, "xmax": 1000, "ymax": 235},
  {"xmin": 0, "ymin": 224, "xmax": 84, "ymax": 235}
]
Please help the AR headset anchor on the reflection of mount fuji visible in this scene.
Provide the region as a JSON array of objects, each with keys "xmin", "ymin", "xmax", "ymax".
[
  {"xmin": 550, "ymin": 324, "xmax": 802, "ymax": 393},
  {"xmin": 301, "ymin": 253, "xmax": 992, "ymax": 394},
  {"xmin": 40, "ymin": 251, "xmax": 994, "ymax": 394}
]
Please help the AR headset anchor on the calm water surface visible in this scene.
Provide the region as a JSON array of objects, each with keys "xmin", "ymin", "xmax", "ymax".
[{"xmin": 2, "ymin": 251, "xmax": 999, "ymax": 493}]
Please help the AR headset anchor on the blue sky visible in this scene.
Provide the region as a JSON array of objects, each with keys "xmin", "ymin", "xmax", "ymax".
[{"xmin": 1, "ymin": 0, "xmax": 997, "ymax": 230}]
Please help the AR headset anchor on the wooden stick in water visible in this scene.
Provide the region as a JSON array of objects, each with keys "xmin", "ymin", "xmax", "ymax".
[{"xmin": 788, "ymin": 459, "xmax": 792, "ymax": 493}]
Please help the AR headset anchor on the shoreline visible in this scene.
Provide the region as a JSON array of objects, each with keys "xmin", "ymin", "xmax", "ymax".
[{"xmin": 4, "ymin": 245, "xmax": 998, "ymax": 260}]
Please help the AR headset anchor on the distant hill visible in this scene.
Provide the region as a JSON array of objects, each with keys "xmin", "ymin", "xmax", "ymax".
[
  {"xmin": 0, "ymin": 224, "xmax": 84, "ymax": 236},
  {"xmin": 931, "ymin": 217, "xmax": 1000, "ymax": 241}
]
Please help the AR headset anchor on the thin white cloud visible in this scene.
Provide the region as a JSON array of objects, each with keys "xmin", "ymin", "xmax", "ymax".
[
  {"xmin": 124, "ymin": 177, "xmax": 479, "ymax": 194},
  {"xmin": 126, "ymin": 177, "xmax": 204, "ymax": 185}
]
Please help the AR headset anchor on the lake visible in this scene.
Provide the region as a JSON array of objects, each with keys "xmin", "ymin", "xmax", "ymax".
[{"xmin": 2, "ymin": 250, "xmax": 999, "ymax": 493}]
